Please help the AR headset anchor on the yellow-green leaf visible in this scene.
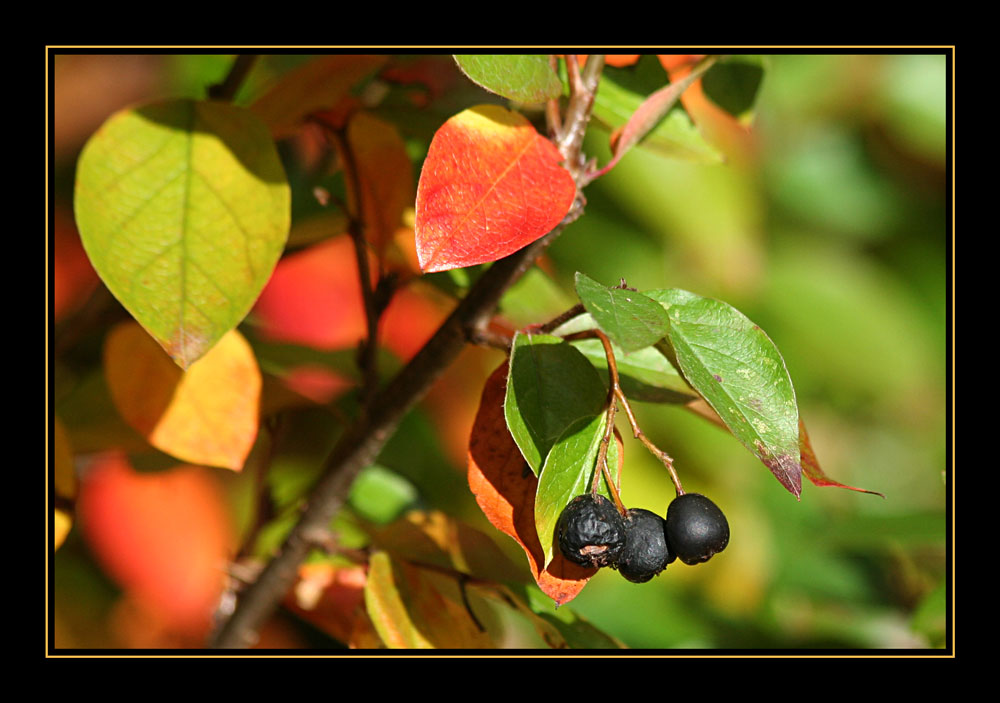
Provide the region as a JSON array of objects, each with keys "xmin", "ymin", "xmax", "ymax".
[{"xmin": 74, "ymin": 98, "xmax": 290, "ymax": 368}]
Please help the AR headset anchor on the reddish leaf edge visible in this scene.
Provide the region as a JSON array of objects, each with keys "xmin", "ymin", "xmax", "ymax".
[
  {"xmin": 467, "ymin": 363, "xmax": 597, "ymax": 607},
  {"xmin": 800, "ymin": 419, "xmax": 885, "ymax": 498},
  {"xmin": 595, "ymin": 55, "xmax": 718, "ymax": 180}
]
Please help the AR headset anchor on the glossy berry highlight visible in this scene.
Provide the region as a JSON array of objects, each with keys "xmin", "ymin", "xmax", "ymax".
[{"xmin": 557, "ymin": 494, "xmax": 626, "ymax": 568}]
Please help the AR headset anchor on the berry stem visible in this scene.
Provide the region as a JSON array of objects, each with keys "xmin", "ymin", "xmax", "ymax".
[{"xmin": 563, "ymin": 329, "xmax": 686, "ymax": 497}]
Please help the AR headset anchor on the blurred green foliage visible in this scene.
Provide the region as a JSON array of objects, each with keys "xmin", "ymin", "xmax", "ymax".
[
  {"xmin": 543, "ymin": 54, "xmax": 948, "ymax": 649},
  {"xmin": 53, "ymin": 53, "xmax": 949, "ymax": 651}
]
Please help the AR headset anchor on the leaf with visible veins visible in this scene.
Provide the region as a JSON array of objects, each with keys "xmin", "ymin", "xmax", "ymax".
[
  {"xmin": 649, "ymin": 288, "xmax": 803, "ymax": 498},
  {"xmin": 414, "ymin": 105, "xmax": 576, "ymax": 272}
]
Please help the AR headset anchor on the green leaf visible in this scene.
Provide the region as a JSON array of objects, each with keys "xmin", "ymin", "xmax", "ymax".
[
  {"xmin": 592, "ymin": 59, "xmax": 722, "ymax": 164},
  {"xmin": 574, "ymin": 273, "xmax": 671, "ymax": 354},
  {"xmin": 504, "ymin": 333, "xmax": 608, "ymax": 475},
  {"xmin": 534, "ymin": 413, "xmax": 621, "ymax": 569},
  {"xmin": 701, "ymin": 55, "xmax": 766, "ymax": 124},
  {"xmin": 453, "ymin": 55, "xmax": 562, "ymax": 104},
  {"xmin": 552, "ymin": 310, "xmax": 698, "ymax": 403},
  {"xmin": 74, "ymin": 98, "xmax": 291, "ymax": 368},
  {"xmin": 647, "ymin": 289, "xmax": 803, "ymax": 497}
]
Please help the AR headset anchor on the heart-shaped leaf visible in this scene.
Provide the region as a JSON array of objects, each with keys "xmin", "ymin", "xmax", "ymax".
[
  {"xmin": 454, "ymin": 55, "xmax": 563, "ymax": 104},
  {"xmin": 648, "ymin": 288, "xmax": 803, "ymax": 497},
  {"xmin": 74, "ymin": 98, "xmax": 290, "ymax": 368},
  {"xmin": 414, "ymin": 105, "xmax": 576, "ymax": 272},
  {"xmin": 574, "ymin": 272, "xmax": 671, "ymax": 353},
  {"xmin": 504, "ymin": 332, "xmax": 608, "ymax": 475}
]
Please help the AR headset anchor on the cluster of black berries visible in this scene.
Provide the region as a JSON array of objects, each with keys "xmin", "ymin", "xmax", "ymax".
[{"xmin": 557, "ymin": 492, "xmax": 729, "ymax": 583}]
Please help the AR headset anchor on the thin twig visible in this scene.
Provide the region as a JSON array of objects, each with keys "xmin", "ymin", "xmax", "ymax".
[
  {"xmin": 208, "ymin": 55, "xmax": 258, "ymax": 101},
  {"xmin": 546, "ymin": 55, "xmax": 563, "ymax": 141},
  {"xmin": 537, "ymin": 303, "xmax": 585, "ymax": 335},
  {"xmin": 558, "ymin": 54, "xmax": 604, "ymax": 171},
  {"xmin": 209, "ymin": 55, "xmax": 602, "ymax": 650},
  {"xmin": 210, "ymin": 206, "xmax": 585, "ymax": 649},
  {"xmin": 324, "ymin": 125, "xmax": 381, "ymax": 409},
  {"xmin": 563, "ymin": 329, "xmax": 685, "ymax": 497}
]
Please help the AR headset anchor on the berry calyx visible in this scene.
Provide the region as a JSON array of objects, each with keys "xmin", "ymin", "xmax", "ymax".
[
  {"xmin": 665, "ymin": 493, "xmax": 730, "ymax": 565},
  {"xmin": 616, "ymin": 508, "xmax": 674, "ymax": 583},
  {"xmin": 557, "ymin": 494, "xmax": 626, "ymax": 568}
]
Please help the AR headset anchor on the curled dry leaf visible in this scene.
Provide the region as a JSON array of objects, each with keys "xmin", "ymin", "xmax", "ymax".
[{"xmin": 467, "ymin": 363, "xmax": 596, "ymax": 606}]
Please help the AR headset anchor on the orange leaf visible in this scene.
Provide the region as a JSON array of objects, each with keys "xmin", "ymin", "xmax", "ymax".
[
  {"xmin": 573, "ymin": 54, "xmax": 640, "ymax": 68},
  {"xmin": 77, "ymin": 453, "xmax": 234, "ymax": 634},
  {"xmin": 467, "ymin": 363, "xmax": 596, "ymax": 606},
  {"xmin": 250, "ymin": 55, "xmax": 387, "ymax": 139},
  {"xmin": 344, "ymin": 111, "xmax": 415, "ymax": 256},
  {"xmin": 415, "ymin": 105, "xmax": 576, "ymax": 273},
  {"xmin": 104, "ymin": 321, "xmax": 261, "ymax": 471},
  {"xmin": 665, "ymin": 61, "xmax": 757, "ymax": 166}
]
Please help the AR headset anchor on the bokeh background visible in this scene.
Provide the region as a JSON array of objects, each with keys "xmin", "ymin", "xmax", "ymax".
[{"xmin": 51, "ymin": 53, "xmax": 949, "ymax": 650}]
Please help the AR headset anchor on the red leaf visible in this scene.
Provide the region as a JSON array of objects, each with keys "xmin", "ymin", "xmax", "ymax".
[
  {"xmin": 77, "ymin": 454, "xmax": 234, "ymax": 635},
  {"xmin": 415, "ymin": 105, "xmax": 576, "ymax": 273},
  {"xmin": 800, "ymin": 420, "xmax": 885, "ymax": 497},
  {"xmin": 252, "ymin": 236, "xmax": 369, "ymax": 350},
  {"xmin": 467, "ymin": 363, "xmax": 596, "ymax": 606}
]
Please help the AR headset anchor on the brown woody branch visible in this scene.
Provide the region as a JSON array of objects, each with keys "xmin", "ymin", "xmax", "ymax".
[
  {"xmin": 208, "ymin": 55, "xmax": 601, "ymax": 649},
  {"xmin": 207, "ymin": 55, "xmax": 258, "ymax": 102}
]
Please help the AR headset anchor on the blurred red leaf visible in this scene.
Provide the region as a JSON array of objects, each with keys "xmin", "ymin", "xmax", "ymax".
[
  {"xmin": 53, "ymin": 208, "xmax": 99, "ymax": 322},
  {"xmin": 415, "ymin": 105, "xmax": 576, "ymax": 273},
  {"xmin": 381, "ymin": 55, "xmax": 462, "ymax": 101},
  {"xmin": 467, "ymin": 363, "xmax": 596, "ymax": 606},
  {"xmin": 77, "ymin": 454, "xmax": 234, "ymax": 635},
  {"xmin": 252, "ymin": 236, "xmax": 369, "ymax": 350},
  {"xmin": 253, "ymin": 235, "xmax": 449, "ymax": 362}
]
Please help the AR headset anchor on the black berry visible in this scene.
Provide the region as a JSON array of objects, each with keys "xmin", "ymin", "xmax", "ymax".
[
  {"xmin": 616, "ymin": 508, "xmax": 674, "ymax": 583},
  {"xmin": 557, "ymin": 494, "xmax": 626, "ymax": 568},
  {"xmin": 665, "ymin": 493, "xmax": 730, "ymax": 565}
]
